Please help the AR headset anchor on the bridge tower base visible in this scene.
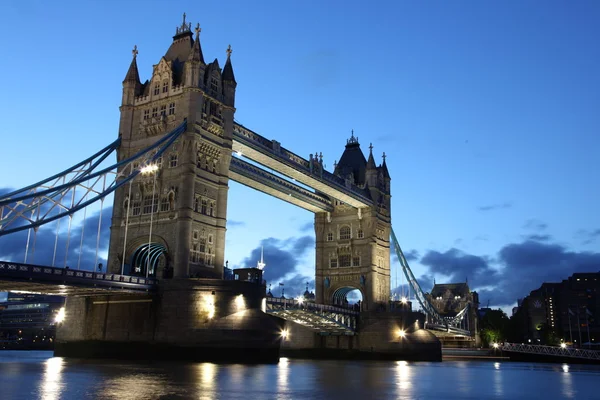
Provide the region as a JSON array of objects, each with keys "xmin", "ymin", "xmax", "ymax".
[
  {"xmin": 281, "ymin": 311, "xmax": 441, "ymax": 361},
  {"xmin": 55, "ymin": 280, "xmax": 284, "ymax": 363}
]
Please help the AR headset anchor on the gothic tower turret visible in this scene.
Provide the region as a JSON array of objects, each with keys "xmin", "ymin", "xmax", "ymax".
[
  {"xmin": 314, "ymin": 132, "xmax": 392, "ymax": 311},
  {"xmin": 107, "ymin": 14, "xmax": 237, "ymax": 280}
]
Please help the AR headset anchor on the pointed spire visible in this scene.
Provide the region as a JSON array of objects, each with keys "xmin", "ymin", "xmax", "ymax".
[
  {"xmin": 123, "ymin": 45, "xmax": 141, "ymax": 84},
  {"xmin": 222, "ymin": 44, "xmax": 236, "ymax": 83},
  {"xmin": 176, "ymin": 12, "xmax": 192, "ymax": 36},
  {"xmin": 381, "ymin": 151, "xmax": 390, "ymax": 178},
  {"xmin": 347, "ymin": 129, "xmax": 359, "ymax": 145},
  {"xmin": 187, "ymin": 22, "xmax": 205, "ymax": 63},
  {"xmin": 366, "ymin": 142, "xmax": 376, "ymax": 169},
  {"xmin": 257, "ymin": 246, "xmax": 266, "ymax": 270}
]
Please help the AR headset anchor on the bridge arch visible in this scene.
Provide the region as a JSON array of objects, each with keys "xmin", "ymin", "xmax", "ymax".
[
  {"xmin": 124, "ymin": 235, "xmax": 170, "ymax": 278},
  {"xmin": 331, "ymin": 286, "xmax": 364, "ymax": 311}
]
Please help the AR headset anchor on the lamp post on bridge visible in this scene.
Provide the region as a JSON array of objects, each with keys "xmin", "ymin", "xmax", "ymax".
[{"xmin": 141, "ymin": 164, "xmax": 159, "ymax": 279}]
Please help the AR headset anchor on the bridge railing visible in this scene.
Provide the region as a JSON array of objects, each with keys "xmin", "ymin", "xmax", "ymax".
[
  {"xmin": 266, "ymin": 298, "xmax": 360, "ymax": 316},
  {"xmin": 500, "ymin": 342, "xmax": 600, "ymax": 361},
  {"xmin": 0, "ymin": 261, "xmax": 158, "ymax": 286}
]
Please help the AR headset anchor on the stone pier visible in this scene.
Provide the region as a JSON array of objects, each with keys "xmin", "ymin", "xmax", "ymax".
[{"xmin": 55, "ymin": 280, "xmax": 284, "ymax": 363}]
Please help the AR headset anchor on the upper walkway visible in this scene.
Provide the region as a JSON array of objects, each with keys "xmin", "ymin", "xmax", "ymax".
[{"xmin": 231, "ymin": 123, "xmax": 373, "ymax": 209}]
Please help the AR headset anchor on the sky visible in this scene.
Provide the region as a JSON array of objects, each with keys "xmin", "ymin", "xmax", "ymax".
[{"xmin": 0, "ymin": 1, "xmax": 599, "ymax": 310}]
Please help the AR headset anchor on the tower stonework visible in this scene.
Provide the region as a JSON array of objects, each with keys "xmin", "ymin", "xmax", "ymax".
[
  {"xmin": 107, "ymin": 16, "xmax": 236, "ymax": 279},
  {"xmin": 314, "ymin": 135, "xmax": 392, "ymax": 311}
]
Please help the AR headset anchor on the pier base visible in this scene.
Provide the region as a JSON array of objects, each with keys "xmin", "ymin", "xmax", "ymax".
[{"xmin": 55, "ymin": 279, "xmax": 284, "ymax": 363}]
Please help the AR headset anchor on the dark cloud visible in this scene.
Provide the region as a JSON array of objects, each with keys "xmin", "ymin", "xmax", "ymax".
[
  {"xmin": 226, "ymin": 220, "xmax": 246, "ymax": 228},
  {"xmin": 269, "ymin": 274, "xmax": 315, "ymax": 300},
  {"xmin": 391, "ymin": 248, "xmax": 419, "ymax": 264},
  {"xmin": 0, "ymin": 207, "xmax": 112, "ymax": 271},
  {"xmin": 525, "ymin": 234, "xmax": 551, "ymax": 242},
  {"xmin": 478, "ymin": 202, "xmax": 511, "ymax": 212},
  {"xmin": 239, "ymin": 235, "xmax": 314, "ymax": 284},
  {"xmin": 523, "ymin": 219, "xmax": 547, "ymax": 231},
  {"xmin": 420, "ymin": 248, "xmax": 498, "ymax": 288},
  {"xmin": 299, "ymin": 221, "xmax": 314, "ymax": 233},
  {"xmin": 576, "ymin": 229, "xmax": 600, "ymax": 245},
  {"xmin": 420, "ymin": 240, "xmax": 600, "ymax": 308}
]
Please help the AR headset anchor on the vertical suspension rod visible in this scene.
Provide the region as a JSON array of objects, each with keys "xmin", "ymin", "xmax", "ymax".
[
  {"xmin": 94, "ymin": 175, "xmax": 106, "ymax": 271},
  {"xmin": 121, "ymin": 168, "xmax": 134, "ymax": 275},
  {"xmin": 146, "ymin": 170, "xmax": 157, "ymax": 278},
  {"xmin": 63, "ymin": 185, "xmax": 77, "ymax": 267}
]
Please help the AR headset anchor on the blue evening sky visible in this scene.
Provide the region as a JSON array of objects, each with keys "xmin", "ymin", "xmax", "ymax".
[{"xmin": 1, "ymin": 1, "xmax": 599, "ymax": 308}]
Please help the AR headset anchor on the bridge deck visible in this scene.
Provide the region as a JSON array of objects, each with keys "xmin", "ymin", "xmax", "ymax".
[{"xmin": 0, "ymin": 261, "xmax": 158, "ymax": 296}]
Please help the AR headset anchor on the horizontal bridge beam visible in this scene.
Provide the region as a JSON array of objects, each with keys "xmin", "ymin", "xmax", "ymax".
[
  {"xmin": 229, "ymin": 157, "xmax": 333, "ymax": 213},
  {"xmin": 232, "ymin": 124, "xmax": 373, "ymax": 209}
]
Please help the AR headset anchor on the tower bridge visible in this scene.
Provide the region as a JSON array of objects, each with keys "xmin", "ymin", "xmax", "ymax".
[{"xmin": 0, "ymin": 14, "xmax": 475, "ymax": 362}]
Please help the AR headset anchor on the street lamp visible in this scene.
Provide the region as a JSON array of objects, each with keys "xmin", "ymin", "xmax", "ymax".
[{"xmin": 141, "ymin": 163, "xmax": 159, "ymax": 278}]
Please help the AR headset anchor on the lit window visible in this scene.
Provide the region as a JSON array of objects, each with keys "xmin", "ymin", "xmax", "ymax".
[
  {"xmin": 327, "ymin": 233, "xmax": 333, "ymax": 241},
  {"xmin": 339, "ymin": 226, "xmax": 351, "ymax": 240},
  {"xmin": 169, "ymin": 154, "xmax": 178, "ymax": 168},
  {"xmin": 357, "ymin": 229, "xmax": 364, "ymax": 239},
  {"xmin": 169, "ymin": 102, "xmax": 175, "ymax": 115},
  {"xmin": 330, "ymin": 258, "xmax": 338, "ymax": 268}
]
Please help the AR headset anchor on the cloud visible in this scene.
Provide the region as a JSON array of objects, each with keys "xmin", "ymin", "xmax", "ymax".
[
  {"xmin": 576, "ymin": 229, "xmax": 600, "ymax": 245},
  {"xmin": 478, "ymin": 202, "xmax": 512, "ymax": 211},
  {"xmin": 524, "ymin": 234, "xmax": 551, "ymax": 242},
  {"xmin": 523, "ymin": 219, "xmax": 547, "ymax": 231},
  {"xmin": 227, "ymin": 220, "xmax": 246, "ymax": 228},
  {"xmin": 420, "ymin": 239, "xmax": 600, "ymax": 308},
  {"xmin": 392, "ymin": 248, "xmax": 419, "ymax": 264},
  {"xmin": 0, "ymin": 207, "xmax": 112, "ymax": 270},
  {"xmin": 420, "ymin": 248, "xmax": 498, "ymax": 288},
  {"xmin": 270, "ymin": 275, "xmax": 315, "ymax": 300},
  {"xmin": 299, "ymin": 221, "xmax": 314, "ymax": 233},
  {"xmin": 239, "ymin": 235, "xmax": 314, "ymax": 284}
]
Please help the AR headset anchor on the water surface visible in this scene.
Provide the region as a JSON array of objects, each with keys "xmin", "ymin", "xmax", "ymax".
[{"xmin": 0, "ymin": 351, "xmax": 598, "ymax": 399}]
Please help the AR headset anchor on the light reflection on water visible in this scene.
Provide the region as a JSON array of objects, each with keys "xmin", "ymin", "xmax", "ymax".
[{"xmin": 1, "ymin": 351, "xmax": 600, "ymax": 400}]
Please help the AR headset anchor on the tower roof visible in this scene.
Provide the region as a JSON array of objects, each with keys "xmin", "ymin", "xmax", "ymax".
[
  {"xmin": 164, "ymin": 14, "xmax": 195, "ymax": 85},
  {"xmin": 222, "ymin": 45, "xmax": 236, "ymax": 83},
  {"xmin": 187, "ymin": 23, "xmax": 205, "ymax": 64},
  {"xmin": 335, "ymin": 131, "xmax": 368, "ymax": 185},
  {"xmin": 123, "ymin": 45, "xmax": 141, "ymax": 84}
]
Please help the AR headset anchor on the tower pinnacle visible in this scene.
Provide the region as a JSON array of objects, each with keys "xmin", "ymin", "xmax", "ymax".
[
  {"xmin": 175, "ymin": 12, "xmax": 192, "ymax": 35},
  {"xmin": 195, "ymin": 23, "xmax": 201, "ymax": 38},
  {"xmin": 132, "ymin": 45, "xmax": 138, "ymax": 59},
  {"xmin": 226, "ymin": 44, "xmax": 232, "ymax": 59}
]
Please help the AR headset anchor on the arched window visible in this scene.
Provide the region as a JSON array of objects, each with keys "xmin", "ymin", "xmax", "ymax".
[{"xmin": 339, "ymin": 226, "xmax": 351, "ymax": 240}]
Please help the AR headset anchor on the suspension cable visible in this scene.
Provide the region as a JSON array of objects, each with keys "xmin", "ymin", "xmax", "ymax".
[
  {"xmin": 121, "ymin": 167, "xmax": 134, "ymax": 275},
  {"xmin": 63, "ymin": 186, "xmax": 77, "ymax": 267},
  {"xmin": 77, "ymin": 197, "xmax": 88, "ymax": 270},
  {"xmin": 94, "ymin": 175, "xmax": 106, "ymax": 271},
  {"xmin": 146, "ymin": 170, "xmax": 158, "ymax": 278}
]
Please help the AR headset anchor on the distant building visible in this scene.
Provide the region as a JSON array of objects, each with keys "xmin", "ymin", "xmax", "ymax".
[
  {"xmin": 0, "ymin": 293, "xmax": 64, "ymax": 349},
  {"xmin": 516, "ymin": 272, "xmax": 600, "ymax": 345}
]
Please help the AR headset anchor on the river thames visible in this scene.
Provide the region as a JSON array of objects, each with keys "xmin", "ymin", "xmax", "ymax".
[{"xmin": 0, "ymin": 351, "xmax": 599, "ymax": 399}]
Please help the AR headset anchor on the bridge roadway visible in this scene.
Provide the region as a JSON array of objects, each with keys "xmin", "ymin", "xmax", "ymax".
[
  {"xmin": 231, "ymin": 123, "xmax": 373, "ymax": 209},
  {"xmin": 0, "ymin": 261, "xmax": 157, "ymax": 296}
]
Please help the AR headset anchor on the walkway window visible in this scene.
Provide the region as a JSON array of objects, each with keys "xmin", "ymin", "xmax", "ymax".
[
  {"xmin": 142, "ymin": 195, "xmax": 158, "ymax": 214},
  {"xmin": 339, "ymin": 226, "xmax": 351, "ymax": 240},
  {"xmin": 160, "ymin": 196, "xmax": 170, "ymax": 212},
  {"xmin": 327, "ymin": 233, "xmax": 333, "ymax": 241},
  {"xmin": 339, "ymin": 255, "xmax": 351, "ymax": 268},
  {"xmin": 330, "ymin": 258, "xmax": 338, "ymax": 268},
  {"xmin": 132, "ymin": 201, "xmax": 141, "ymax": 216},
  {"xmin": 169, "ymin": 154, "xmax": 178, "ymax": 168},
  {"xmin": 357, "ymin": 229, "xmax": 364, "ymax": 239}
]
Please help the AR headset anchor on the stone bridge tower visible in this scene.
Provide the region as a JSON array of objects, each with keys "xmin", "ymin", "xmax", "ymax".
[
  {"xmin": 107, "ymin": 15, "xmax": 236, "ymax": 279},
  {"xmin": 314, "ymin": 133, "xmax": 391, "ymax": 311}
]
